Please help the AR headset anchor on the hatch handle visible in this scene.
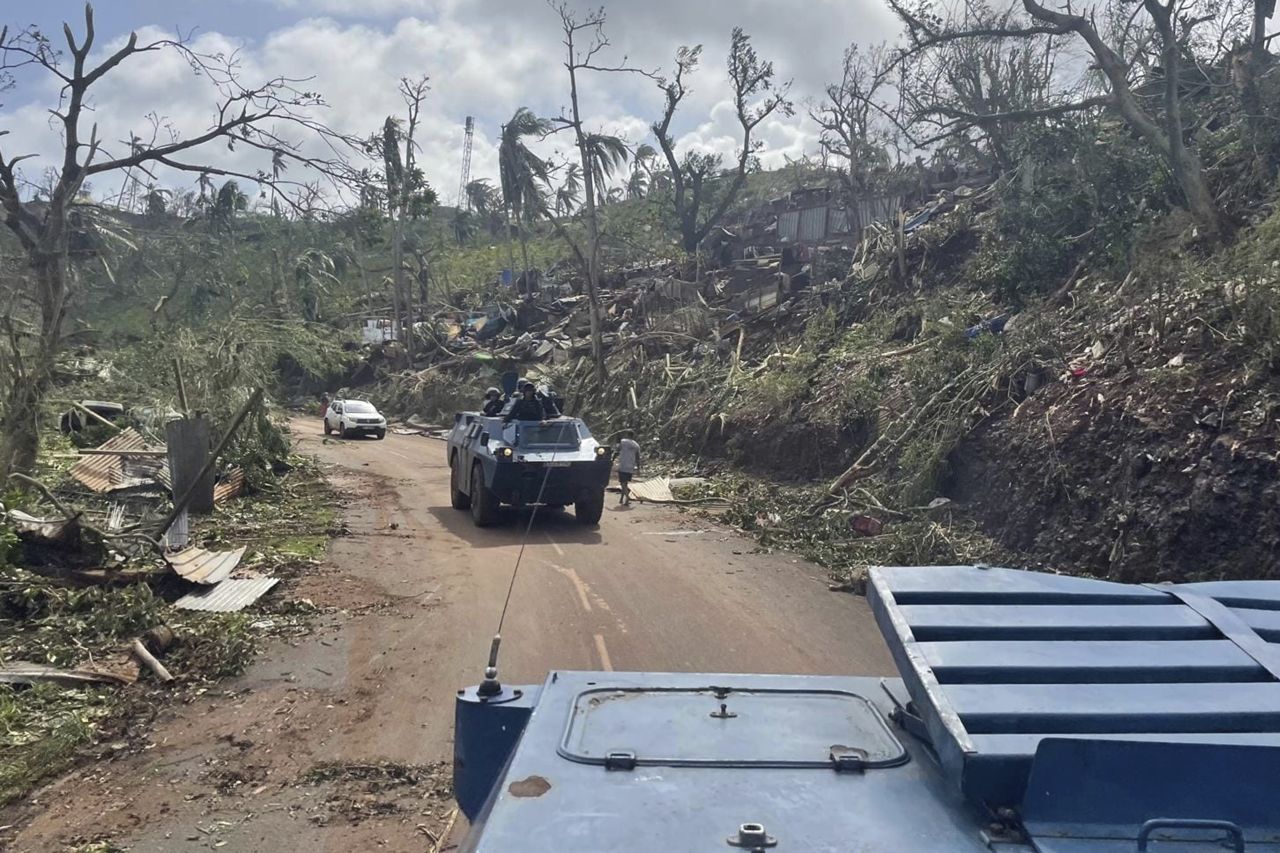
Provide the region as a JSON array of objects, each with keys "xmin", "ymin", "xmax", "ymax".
[
  {"xmin": 1136, "ymin": 819, "xmax": 1245, "ymax": 852},
  {"xmin": 604, "ymin": 751, "xmax": 637, "ymax": 771}
]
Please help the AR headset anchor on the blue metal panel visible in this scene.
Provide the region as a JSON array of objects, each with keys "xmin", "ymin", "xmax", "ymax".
[
  {"xmin": 868, "ymin": 565, "xmax": 1280, "ymax": 811},
  {"xmin": 459, "ymin": 672, "xmax": 1018, "ymax": 853},
  {"xmin": 1022, "ymin": 739, "xmax": 1280, "ymax": 849},
  {"xmin": 454, "ymin": 684, "xmax": 541, "ymax": 820},
  {"xmin": 919, "ymin": 640, "xmax": 1267, "ymax": 683}
]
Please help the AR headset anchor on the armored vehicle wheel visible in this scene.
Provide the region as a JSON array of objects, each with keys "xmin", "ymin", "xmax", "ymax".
[
  {"xmin": 471, "ymin": 463, "xmax": 499, "ymax": 527},
  {"xmin": 323, "ymin": 420, "xmax": 331, "ymax": 436},
  {"xmin": 574, "ymin": 489, "xmax": 604, "ymax": 526},
  {"xmin": 449, "ymin": 455, "xmax": 471, "ymax": 510}
]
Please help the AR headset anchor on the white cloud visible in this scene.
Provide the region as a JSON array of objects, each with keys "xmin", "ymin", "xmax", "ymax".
[
  {"xmin": 3, "ymin": 0, "xmax": 897, "ymax": 207},
  {"xmin": 268, "ymin": 0, "xmax": 447, "ymax": 16}
]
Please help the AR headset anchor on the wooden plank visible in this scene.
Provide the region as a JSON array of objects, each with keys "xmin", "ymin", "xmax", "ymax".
[
  {"xmin": 948, "ymin": 682, "xmax": 1280, "ymax": 734},
  {"xmin": 919, "ymin": 640, "xmax": 1265, "ymax": 684},
  {"xmin": 873, "ymin": 565, "xmax": 1168, "ymax": 605}
]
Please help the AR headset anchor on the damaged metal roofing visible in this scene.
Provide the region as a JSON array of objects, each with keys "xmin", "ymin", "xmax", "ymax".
[
  {"xmin": 70, "ymin": 428, "xmax": 167, "ymax": 493},
  {"xmin": 213, "ymin": 468, "xmax": 246, "ymax": 503},
  {"xmin": 167, "ymin": 545, "xmax": 247, "ymax": 585},
  {"xmin": 174, "ymin": 577, "xmax": 279, "ymax": 612}
]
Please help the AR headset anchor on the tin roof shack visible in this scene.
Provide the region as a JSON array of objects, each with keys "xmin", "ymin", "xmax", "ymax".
[{"xmin": 738, "ymin": 186, "xmax": 901, "ymax": 252}]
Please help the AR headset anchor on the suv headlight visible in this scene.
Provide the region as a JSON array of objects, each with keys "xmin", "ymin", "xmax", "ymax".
[
  {"xmin": 498, "ymin": 447, "xmax": 514, "ymax": 459},
  {"xmin": 595, "ymin": 446, "xmax": 608, "ymax": 457}
]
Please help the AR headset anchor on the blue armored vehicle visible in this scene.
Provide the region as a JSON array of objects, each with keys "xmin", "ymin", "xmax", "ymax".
[
  {"xmin": 454, "ymin": 565, "xmax": 1280, "ymax": 851},
  {"xmin": 447, "ymin": 410, "xmax": 611, "ymax": 528}
]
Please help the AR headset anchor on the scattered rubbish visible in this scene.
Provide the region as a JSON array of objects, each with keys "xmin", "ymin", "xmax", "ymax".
[
  {"xmin": 174, "ymin": 577, "xmax": 280, "ymax": 612},
  {"xmin": 964, "ymin": 313, "xmax": 1011, "ymax": 339},
  {"xmin": 7, "ymin": 509, "xmax": 75, "ymax": 543},
  {"xmin": 59, "ymin": 399, "xmax": 125, "ymax": 433},
  {"xmin": 166, "ymin": 546, "xmax": 248, "ymax": 585}
]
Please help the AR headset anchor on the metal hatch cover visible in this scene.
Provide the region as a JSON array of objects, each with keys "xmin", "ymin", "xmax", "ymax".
[{"xmin": 556, "ymin": 685, "xmax": 908, "ymax": 769}]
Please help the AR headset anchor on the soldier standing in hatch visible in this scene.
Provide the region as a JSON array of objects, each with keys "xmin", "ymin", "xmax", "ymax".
[
  {"xmin": 482, "ymin": 387, "xmax": 504, "ymax": 416},
  {"xmin": 503, "ymin": 382, "xmax": 548, "ymax": 423},
  {"xmin": 616, "ymin": 430, "xmax": 641, "ymax": 506}
]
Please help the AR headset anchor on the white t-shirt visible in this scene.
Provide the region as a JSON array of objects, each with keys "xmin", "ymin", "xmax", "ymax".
[{"xmin": 617, "ymin": 438, "xmax": 640, "ymax": 473}]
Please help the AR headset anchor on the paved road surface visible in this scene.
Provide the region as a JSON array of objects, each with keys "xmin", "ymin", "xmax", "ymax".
[{"xmin": 6, "ymin": 422, "xmax": 892, "ymax": 852}]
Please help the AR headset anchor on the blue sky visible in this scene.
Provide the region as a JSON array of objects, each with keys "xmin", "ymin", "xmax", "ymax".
[{"xmin": 3, "ymin": 1, "xmax": 902, "ymax": 207}]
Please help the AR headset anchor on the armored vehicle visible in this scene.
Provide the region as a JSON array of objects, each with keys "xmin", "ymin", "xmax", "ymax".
[
  {"xmin": 446, "ymin": 411, "xmax": 610, "ymax": 527},
  {"xmin": 453, "ymin": 564, "xmax": 1280, "ymax": 851}
]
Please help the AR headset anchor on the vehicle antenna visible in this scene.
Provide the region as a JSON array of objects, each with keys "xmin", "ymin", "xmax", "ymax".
[{"xmin": 478, "ymin": 420, "xmax": 574, "ymax": 697}]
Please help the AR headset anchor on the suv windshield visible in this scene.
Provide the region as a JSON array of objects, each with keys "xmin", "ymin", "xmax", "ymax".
[{"xmin": 345, "ymin": 401, "xmax": 377, "ymax": 414}]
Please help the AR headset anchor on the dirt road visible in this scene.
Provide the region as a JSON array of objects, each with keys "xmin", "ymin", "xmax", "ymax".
[{"xmin": 6, "ymin": 423, "xmax": 892, "ymax": 852}]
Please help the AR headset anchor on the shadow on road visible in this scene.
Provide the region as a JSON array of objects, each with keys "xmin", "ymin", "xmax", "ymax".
[{"xmin": 427, "ymin": 504, "xmax": 604, "ymax": 548}]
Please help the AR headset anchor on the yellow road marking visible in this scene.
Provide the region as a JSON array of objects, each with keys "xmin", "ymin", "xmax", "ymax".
[
  {"xmin": 593, "ymin": 634, "xmax": 614, "ymax": 671},
  {"xmin": 545, "ymin": 561, "xmax": 592, "ymax": 612}
]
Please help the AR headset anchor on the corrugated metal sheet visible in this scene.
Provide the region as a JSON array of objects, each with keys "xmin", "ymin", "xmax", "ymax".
[
  {"xmin": 213, "ymin": 468, "xmax": 246, "ymax": 503},
  {"xmin": 797, "ymin": 206, "xmax": 829, "ymax": 243},
  {"xmin": 828, "ymin": 207, "xmax": 851, "ymax": 234},
  {"xmin": 166, "ymin": 509, "xmax": 190, "ymax": 549},
  {"xmin": 175, "ymin": 577, "xmax": 279, "ymax": 612},
  {"xmin": 848, "ymin": 195, "xmax": 900, "ymax": 234},
  {"xmin": 777, "ymin": 210, "xmax": 800, "ymax": 242},
  {"xmin": 167, "ymin": 545, "xmax": 247, "ymax": 585},
  {"xmin": 70, "ymin": 428, "xmax": 166, "ymax": 492},
  {"xmin": 627, "ymin": 477, "xmax": 675, "ymax": 503}
]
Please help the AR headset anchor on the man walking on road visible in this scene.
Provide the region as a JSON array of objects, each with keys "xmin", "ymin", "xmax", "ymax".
[{"xmin": 617, "ymin": 430, "xmax": 641, "ymax": 505}]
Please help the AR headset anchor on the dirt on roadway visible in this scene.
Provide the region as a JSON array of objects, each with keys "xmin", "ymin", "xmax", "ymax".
[{"xmin": 3, "ymin": 421, "xmax": 893, "ymax": 852}]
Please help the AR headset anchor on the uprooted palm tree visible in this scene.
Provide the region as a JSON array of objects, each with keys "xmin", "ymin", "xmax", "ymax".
[
  {"xmin": 499, "ymin": 107, "xmax": 553, "ymax": 275},
  {"xmin": 582, "ymin": 133, "xmax": 630, "ymax": 206}
]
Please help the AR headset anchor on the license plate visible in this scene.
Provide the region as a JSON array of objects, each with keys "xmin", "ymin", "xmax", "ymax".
[{"xmin": 548, "ymin": 461, "xmax": 571, "ymax": 467}]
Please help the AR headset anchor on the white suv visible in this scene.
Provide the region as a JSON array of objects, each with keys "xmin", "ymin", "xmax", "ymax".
[{"xmin": 323, "ymin": 399, "xmax": 387, "ymax": 440}]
